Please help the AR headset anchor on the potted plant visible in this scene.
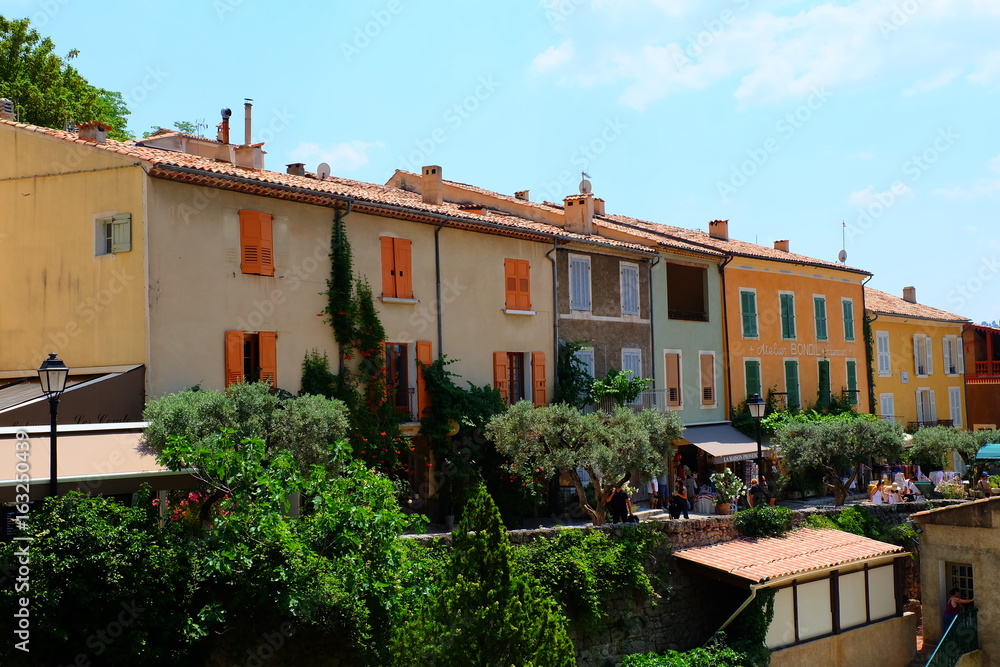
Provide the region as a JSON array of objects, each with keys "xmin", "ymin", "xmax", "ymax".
[{"xmin": 711, "ymin": 468, "xmax": 745, "ymax": 515}]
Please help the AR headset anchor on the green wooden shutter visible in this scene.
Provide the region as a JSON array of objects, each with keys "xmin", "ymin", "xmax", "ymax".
[
  {"xmin": 741, "ymin": 291, "xmax": 758, "ymax": 337},
  {"xmin": 814, "ymin": 297, "xmax": 828, "ymax": 340},
  {"xmin": 780, "ymin": 294, "xmax": 796, "ymax": 338},
  {"xmin": 818, "ymin": 359, "xmax": 831, "ymax": 405},
  {"xmin": 784, "ymin": 360, "xmax": 800, "ymax": 410},
  {"xmin": 745, "ymin": 360, "xmax": 761, "ymax": 400},
  {"xmin": 842, "ymin": 300, "xmax": 855, "ymax": 341},
  {"xmin": 846, "ymin": 360, "xmax": 858, "ymax": 405}
]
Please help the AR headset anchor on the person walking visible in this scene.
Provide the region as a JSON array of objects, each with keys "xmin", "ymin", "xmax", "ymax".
[
  {"xmin": 605, "ymin": 484, "xmax": 631, "ymax": 523},
  {"xmin": 669, "ymin": 481, "xmax": 689, "ymax": 519}
]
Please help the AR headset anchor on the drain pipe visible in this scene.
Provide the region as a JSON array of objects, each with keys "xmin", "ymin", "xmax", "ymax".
[
  {"xmin": 717, "ymin": 253, "xmax": 734, "ymax": 415},
  {"xmin": 648, "ymin": 254, "xmax": 661, "ymax": 387},
  {"xmin": 546, "ymin": 239, "xmax": 559, "ymax": 390},
  {"xmin": 715, "ymin": 582, "xmax": 765, "ymax": 636},
  {"xmin": 435, "ymin": 223, "xmax": 445, "ymax": 357}
]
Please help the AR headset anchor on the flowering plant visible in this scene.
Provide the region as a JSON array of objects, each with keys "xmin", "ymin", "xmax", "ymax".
[{"xmin": 711, "ymin": 468, "xmax": 746, "ymax": 504}]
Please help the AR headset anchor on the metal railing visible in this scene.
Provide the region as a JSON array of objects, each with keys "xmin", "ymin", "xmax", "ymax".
[
  {"xmin": 907, "ymin": 419, "xmax": 954, "ymax": 432},
  {"xmin": 591, "ymin": 389, "xmax": 669, "ymax": 413},
  {"xmin": 928, "ymin": 609, "xmax": 978, "ymax": 667}
]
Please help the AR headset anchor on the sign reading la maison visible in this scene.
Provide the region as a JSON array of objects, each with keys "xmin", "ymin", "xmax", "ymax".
[{"xmin": 749, "ymin": 343, "xmax": 850, "ymax": 357}]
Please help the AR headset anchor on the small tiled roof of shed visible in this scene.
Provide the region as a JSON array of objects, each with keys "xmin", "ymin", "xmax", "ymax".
[{"xmin": 673, "ymin": 527, "xmax": 905, "ymax": 584}]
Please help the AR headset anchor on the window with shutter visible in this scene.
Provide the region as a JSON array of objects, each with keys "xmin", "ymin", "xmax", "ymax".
[
  {"xmin": 493, "ymin": 351, "xmax": 510, "ymax": 403},
  {"xmin": 914, "ymin": 335, "xmax": 927, "ymax": 375},
  {"xmin": 225, "ymin": 330, "xmax": 277, "ymax": 387},
  {"xmin": 780, "ymin": 293, "xmax": 796, "ymax": 339},
  {"xmin": 574, "ymin": 348, "xmax": 595, "ymax": 379},
  {"xmin": 239, "ymin": 210, "xmax": 274, "ymax": 276},
  {"xmin": 504, "ymin": 258, "xmax": 531, "ymax": 311},
  {"xmin": 741, "ymin": 290, "xmax": 758, "ymax": 338},
  {"xmin": 569, "ymin": 255, "xmax": 592, "ymax": 311},
  {"xmin": 381, "ymin": 237, "xmax": 414, "ymax": 299},
  {"xmin": 817, "ymin": 359, "xmax": 831, "ymax": 405},
  {"xmin": 842, "ymin": 299, "xmax": 855, "ymax": 341},
  {"xmin": 744, "ymin": 359, "xmax": 761, "ymax": 400},
  {"xmin": 784, "ymin": 360, "xmax": 800, "ymax": 410},
  {"xmin": 846, "ymin": 359, "xmax": 858, "ymax": 405},
  {"xmin": 416, "ymin": 341, "xmax": 433, "ymax": 418},
  {"xmin": 877, "ymin": 331, "xmax": 891, "ymax": 376},
  {"xmin": 532, "ymin": 352, "xmax": 547, "ymax": 406},
  {"xmin": 880, "ymin": 394, "xmax": 895, "ymax": 420},
  {"xmin": 620, "ymin": 263, "xmax": 639, "ymax": 316},
  {"xmin": 949, "ymin": 387, "xmax": 962, "ymax": 427},
  {"xmin": 110, "ymin": 214, "xmax": 132, "ymax": 253},
  {"xmin": 814, "ymin": 296, "xmax": 828, "ymax": 341},
  {"xmin": 665, "ymin": 352, "xmax": 682, "ymax": 407},
  {"xmin": 700, "ymin": 353, "xmax": 715, "ymax": 406},
  {"xmin": 622, "ymin": 349, "xmax": 642, "ymax": 405}
]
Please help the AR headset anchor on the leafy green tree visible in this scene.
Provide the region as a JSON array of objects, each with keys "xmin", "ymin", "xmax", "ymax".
[
  {"xmin": 486, "ymin": 402, "xmax": 683, "ymax": 524},
  {"xmin": 906, "ymin": 425, "xmax": 965, "ymax": 472},
  {"xmin": 0, "ymin": 16, "xmax": 130, "ymax": 138},
  {"xmin": 390, "ymin": 484, "xmax": 575, "ymax": 666},
  {"xmin": 555, "ymin": 339, "xmax": 593, "ymax": 407},
  {"xmin": 591, "ymin": 368, "xmax": 652, "ymax": 407},
  {"xmin": 773, "ymin": 415, "xmax": 905, "ymax": 505}
]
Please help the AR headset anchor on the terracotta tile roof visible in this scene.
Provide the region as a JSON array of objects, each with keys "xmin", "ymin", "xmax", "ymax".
[
  {"xmin": 864, "ymin": 287, "xmax": 969, "ymax": 322},
  {"xmin": 2, "ymin": 120, "xmax": 652, "ymax": 253},
  {"xmin": 596, "ymin": 214, "xmax": 726, "ymax": 258},
  {"xmin": 673, "ymin": 527, "xmax": 905, "ymax": 584}
]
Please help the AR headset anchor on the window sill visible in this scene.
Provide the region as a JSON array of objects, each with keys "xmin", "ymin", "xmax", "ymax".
[
  {"xmin": 504, "ymin": 309, "xmax": 536, "ymax": 316},
  {"xmin": 381, "ymin": 297, "xmax": 419, "ymax": 304}
]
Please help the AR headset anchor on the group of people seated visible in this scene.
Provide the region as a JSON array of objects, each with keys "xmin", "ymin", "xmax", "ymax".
[{"xmin": 869, "ymin": 474, "xmax": 924, "ymax": 504}]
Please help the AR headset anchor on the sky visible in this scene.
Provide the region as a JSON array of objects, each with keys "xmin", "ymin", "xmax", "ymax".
[{"xmin": 6, "ymin": 0, "xmax": 1000, "ymax": 324}]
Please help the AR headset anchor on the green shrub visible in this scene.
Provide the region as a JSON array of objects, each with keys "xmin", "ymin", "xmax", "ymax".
[
  {"xmin": 622, "ymin": 638, "xmax": 749, "ymax": 667},
  {"xmin": 733, "ymin": 505, "xmax": 797, "ymax": 538},
  {"xmin": 805, "ymin": 506, "xmax": 918, "ymax": 548}
]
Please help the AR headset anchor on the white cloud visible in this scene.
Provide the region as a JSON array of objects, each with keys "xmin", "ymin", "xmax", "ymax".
[
  {"xmin": 530, "ymin": 40, "xmax": 575, "ymax": 74},
  {"xmin": 289, "ymin": 140, "xmax": 383, "ymax": 172},
  {"xmin": 903, "ymin": 69, "xmax": 961, "ymax": 96},
  {"xmin": 933, "ymin": 154, "xmax": 1000, "ymax": 198},
  {"xmin": 848, "ymin": 183, "xmax": 913, "ymax": 207}
]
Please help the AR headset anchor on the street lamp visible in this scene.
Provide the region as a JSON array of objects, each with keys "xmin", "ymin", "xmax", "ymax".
[
  {"xmin": 37, "ymin": 353, "xmax": 69, "ymax": 497},
  {"xmin": 747, "ymin": 393, "xmax": 766, "ymax": 483}
]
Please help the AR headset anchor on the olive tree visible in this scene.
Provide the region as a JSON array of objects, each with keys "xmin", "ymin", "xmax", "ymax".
[{"xmin": 485, "ymin": 402, "xmax": 683, "ymax": 525}]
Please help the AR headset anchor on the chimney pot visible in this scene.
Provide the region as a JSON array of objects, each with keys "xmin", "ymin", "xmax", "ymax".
[
  {"xmin": 0, "ymin": 98, "xmax": 15, "ymax": 121},
  {"xmin": 774, "ymin": 239, "xmax": 790, "ymax": 252},
  {"xmin": 244, "ymin": 100, "xmax": 253, "ymax": 146},
  {"xmin": 903, "ymin": 286, "xmax": 917, "ymax": 303},
  {"xmin": 287, "ymin": 163, "xmax": 306, "ymax": 176},
  {"xmin": 594, "ymin": 198, "xmax": 606, "ymax": 215},
  {"xmin": 422, "ymin": 165, "xmax": 443, "ymax": 205},
  {"xmin": 708, "ymin": 219, "xmax": 729, "ymax": 241},
  {"xmin": 77, "ymin": 121, "xmax": 110, "ymax": 144},
  {"xmin": 515, "ymin": 190, "xmax": 529, "ymax": 201},
  {"xmin": 563, "ymin": 193, "xmax": 594, "ymax": 235}
]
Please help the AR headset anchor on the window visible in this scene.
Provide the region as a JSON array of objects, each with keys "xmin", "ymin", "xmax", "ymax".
[
  {"xmin": 916, "ymin": 388, "xmax": 936, "ymax": 424},
  {"xmin": 415, "ymin": 341, "xmax": 433, "ymax": 419},
  {"xmin": 817, "ymin": 359, "xmax": 831, "ymax": 405},
  {"xmin": 914, "ymin": 334, "xmax": 932, "ymax": 376},
  {"xmin": 814, "ymin": 296, "xmax": 828, "ymax": 341},
  {"xmin": 700, "ymin": 353, "xmax": 716, "ymax": 406},
  {"xmin": 842, "ymin": 298, "xmax": 855, "ymax": 341},
  {"xmin": 225, "ymin": 330, "xmax": 276, "ymax": 387},
  {"xmin": 385, "ymin": 343, "xmax": 411, "ymax": 418},
  {"xmin": 744, "ymin": 359, "xmax": 762, "ymax": 400},
  {"xmin": 949, "ymin": 563, "xmax": 974, "ymax": 601},
  {"xmin": 949, "ymin": 386, "xmax": 963, "ymax": 428},
  {"xmin": 779, "ymin": 292, "xmax": 796, "ymax": 339},
  {"xmin": 622, "ymin": 349, "xmax": 642, "ymax": 404},
  {"xmin": 494, "ymin": 351, "xmax": 546, "ymax": 406},
  {"xmin": 740, "ymin": 290, "xmax": 758, "ymax": 338},
  {"xmin": 381, "ymin": 237, "xmax": 413, "ymax": 299},
  {"xmin": 620, "ymin": 263, "xmax": 639, "ymax": 316},
  {"xmin": 569, "ymin": 255, "xmax": 591, "ymax": 311},
  {"xmin": 96, "ymin": 214, "xmax": 132, "ymax": 255},
  {"xmin": 504, "ymin": 258, "xmax": 531, "ymax": 311},
  {"xmin": 877, "ymin": 331, "xmax": 891, "ymax": 376},
  {"xmin": 574, "ymin": 347, "xmax": 595, "ymax": 379},
  {"xmin": 239, "ymin": 210, "xmax": 274, "ymax": 276},
  {"xmin": 784, "ymin": 359, "xmax": 800, "ymax": 410},
  {"xmin": 879, "ymin": 393, "xmax": 895, "ymax": 420},
  {"xmin": 665, "ymin": 352, "xmax": 682, "ymax": 408},
  {"xmin": 846, "ymin": 359, "xmax": 859, "ymax": 406},
  {"xmin": 943, "ymin": 337, "xmax": 961, "ymax": 375},
  {"xmin": 666, "ymin": 263, "xmax": 708, "ymax": 321}
]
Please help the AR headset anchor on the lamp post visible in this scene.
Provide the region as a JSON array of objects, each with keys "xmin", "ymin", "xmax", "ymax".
[
  {"xmin": 747, "ymin": 393, "xmax": 766, "ymax": 482},
  {"xmin": 37, "ymin": 353, "xmax": 69, "ymax": 498}
]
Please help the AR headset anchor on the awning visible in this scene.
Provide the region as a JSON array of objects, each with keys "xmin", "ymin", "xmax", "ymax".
[
  {"xmin": 0, "ymin": 365, "xmax": 145, "ymax": 427},
  {"xmin": 976, "ymin": 443, "xmax": 1000, "ymax": 461},
  {"xmin": 680, "ymin": 424, "xmax": 770, "ymax": 464}
]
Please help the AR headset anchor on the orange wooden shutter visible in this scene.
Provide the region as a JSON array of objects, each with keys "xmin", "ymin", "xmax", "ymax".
[
  {"xmin": 381, "ymin": 237, "xmax": 396, "ymax": 297},
  {"xmin": 504, "ymin": 259, "xmax": 517, "ymax": 310},
  {"xmin": 493, "ymin": 351, "xmax": 510, "ymax": 403},
  {"xmin": 395, "ymin": 238, "xmax": 413, "ymax": 299},
  {"xmin": 258, "ymin": 212, "xmax": 274, "ymax": 276},
  {"xmin": 225, "ymin": 330, "xmax": 244, "ymax": 387},
  {"xmin": 416, "ymin": 340, "xmax": 433, "ymax": 417},
  {"xmin": 665, "ymin": 352, "xmax": 681, "ymax": 407},
  {"xmin": 239, "ymin": 210, "xmax": 261, "ymax": 275},
  {"xmin": 532, "ymin": 352, "xmax": 547, "ymax": 406},
  {"xmin": 516, "ymin": 260, "xmax": 531, "ymax": 310},
  {"xmin": 259, "ymin": 331, "xmax": 277, "ymax": 388}
]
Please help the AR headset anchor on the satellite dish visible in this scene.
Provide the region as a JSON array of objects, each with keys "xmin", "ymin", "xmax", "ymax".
[
  {"xmin": 838, "ymin": 249, "xmax": 848, "ymax": 263},
  {"xmin": 316, "ymin": 162, "xmax": 331, "ymax": 179},
  {"xmin": 579, "ymin": 178, "xmax": 592, "ymax": 194}
]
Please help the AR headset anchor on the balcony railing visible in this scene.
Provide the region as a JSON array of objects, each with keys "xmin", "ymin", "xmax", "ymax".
[
  {"xmin": 391, "ymin": 387, "xmax": 416, "ymax": 422},
  {"xmin": 974, "ymin": 360, "xmax": 1000, "ymax": 376},
  {"xmin": 591, "ymin": 389, "xmax": 669, "ymax": 413},
  {"xmin": 907, "ymin": 419, "xmax": 954, "ymax": 432},
  {"xmin": 928, "ymin": 609, "xmax": 978, "ymax": 667}
]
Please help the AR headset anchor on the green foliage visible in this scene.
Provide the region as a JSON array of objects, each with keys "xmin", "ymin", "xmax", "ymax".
[
  {"xmin": 805, "ymin": 506, "xmax": 919, "ymax": 548},
  {"xmin": 512, "ymin": 527, "xmax": 662, "ymax": 627},
  {"xmin": 711, "ymin": 468, "xmax": 745, "ymax": 504},
  {"xmin": 733, "ymin": 505, "xmax": 797, "ymax": 538},
  {"xmin": 0, "ymin": 490, "xmax": 204, "ymax": 665},
  {"xmin": 301, "ymin": 348, "xmax": 338, "ymax": 398},
  {"xmin": 486, "ymin": 402, "xmax": 682, "ymax": 524},
  {"xmin": 390, "ymin": 484, "xmax": 575, "ymax": 666},
  {"xmin": 555, "ymin": 339, "xmax": 593, "ymax": 407},
  {"xmin": 0, "ymin": 16, "xmax": 131, "ymax": 138},
  {"xmin": 325, "ymin": 208, "xmax": 356, "ymax": 351},
  {"xmin": 727, "ymin": 588, "xmax": 776, "ymax": 666},
  {"xmin": 591, "ymin": 368, "xmax": 652, "ymax": 406},
  {"xmin": 622, "ymin": 636, "xmax": 750, "ymax": 667},
  {"xmin": 419, "ymin": 355, "xmax": 505, "ymax": 443}
]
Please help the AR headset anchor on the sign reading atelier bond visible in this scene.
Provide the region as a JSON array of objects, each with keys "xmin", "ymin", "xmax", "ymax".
[{"xmin": 749, "ymin": 343, "xmax": 849, "ymax": 357}]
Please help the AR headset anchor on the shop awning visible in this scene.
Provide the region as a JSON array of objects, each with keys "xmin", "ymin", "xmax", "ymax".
[
  {"xmin": 976, "ymin": 443, "xmax": 1000, "ymax": 461},
  {"xmin": 0, "ymin": 365, "xmax": 145, "ymax": 427},
  {"xmin": 680, "ymin": 424, "xmax": 770, "ymax": 464}
]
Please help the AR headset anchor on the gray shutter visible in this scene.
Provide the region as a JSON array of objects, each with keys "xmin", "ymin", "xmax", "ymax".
[{"xmin": 110, "ymin": 214, "xmax": 132, "ymax": 253}]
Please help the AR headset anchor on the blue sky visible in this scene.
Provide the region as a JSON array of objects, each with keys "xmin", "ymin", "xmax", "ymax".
[{"xmin": 8, "ymin": 0, "xmax": 1000, "ymax": 323}]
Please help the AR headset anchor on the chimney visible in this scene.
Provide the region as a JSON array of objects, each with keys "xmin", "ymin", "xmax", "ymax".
[
  {"xmin": 903, "ymin": 286, "xmax": 917, "ymax": 303},
  {"xmin": 77, "ymin": 121, "xmax": 110, "ymax": 144},
  {"xmin": 243, "ymin": 99, "xmax": 253, "ymax": 146},
  {"xmin": 594, "ymin": 198, "xmax": 606, "ymax": 215},
  {"xmin": 563, "ymin": 193, "xmax": 594, "ymax": 235},
  {"xmin": 708, "ymin": 219, "xmax": 729, "ymax": 241},
  {"xmin": 286, "ymin": 163, "xmax": 306, "ymax": 176},
  {"xmin": 218, "ymin": 107, "xmax": 232, "ymax": 144},
  {"xmin": 774, "ymin": 239, "xmax": 790, "ymax": 252},
  {"xmin": 0, "ymin": 98, "xmax": 14, "ymax": 122},
  {"xmin": 515, "ymin": 190, "xmax": 529, "ymax": 201},
  {"xmin": 422, "ymin": 165, "xmax": 443, "ymax": 205}
]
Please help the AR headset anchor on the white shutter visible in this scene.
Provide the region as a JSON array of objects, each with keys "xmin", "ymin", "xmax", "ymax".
[
  {"xmin": 943, "ymin": 338, "xmax": 953, "ymax": 375},
  {"xmin": 913, "ymin": 335, "xmax": 922, "ymax": 375},
  {"xmin": 915, "ymin": 390, "xmax": 924, "ymax": 423},
  {"xmin": 570, "ymin": 256, "xmax": 591, "ymax": 311},
  {"xmin": 877, "ymin": 332, "xmax": 891, "ymax": 374},
  {"xmin": 574, "ymin": 348, "xmax": 595, "ymax": 378},
  {"xmin": 926, "ymin": 337, "xmax": 933, "ymax": 375},
  {"xmin": 622, "ymin": 349, "xmax": 642, "ymax": 377},
  {"xmin": 929, "ymin": 389, "xmax": 937, "ymax": 421},
  {"xmin": 949, "ymin": 387, "xmax": 963, "ymax": 427},
  {"xmin": 880, "ymin": 394, "xmax": 894, "ymax": 419},
  {"xmin": 110, "ymin": 214, "xmax": 132, "ymax": 253},
  {"xmin": 957, "ymin": 336, "xmax": 965, "ymax": 374}
]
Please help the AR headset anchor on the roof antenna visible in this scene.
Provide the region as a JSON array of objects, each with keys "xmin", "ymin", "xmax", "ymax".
[
  {"xmin": 838, "ymin": 221, "xmax": 847, "ymax": 263},
  {"xmin": 579, "ymin": 171, "xmax": 592, "ymax": 194}
]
